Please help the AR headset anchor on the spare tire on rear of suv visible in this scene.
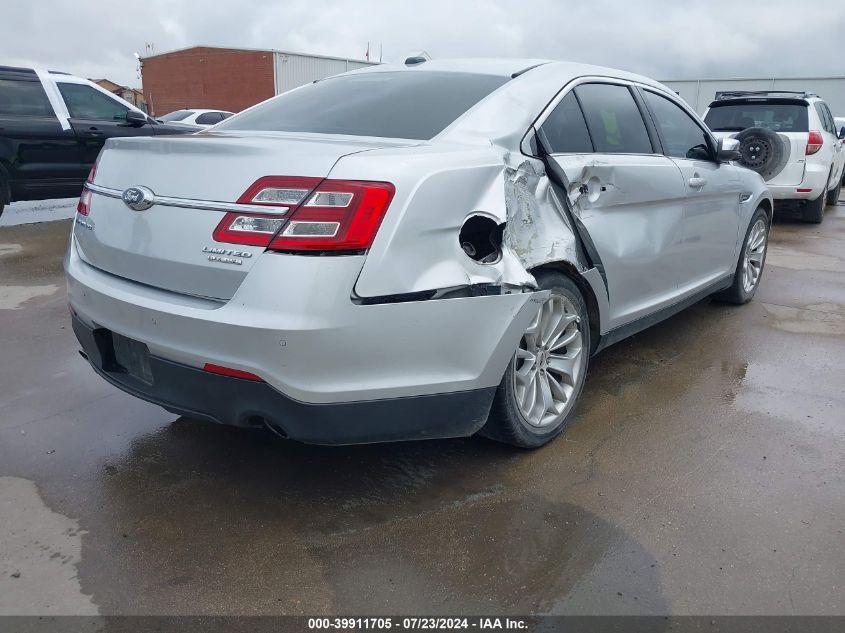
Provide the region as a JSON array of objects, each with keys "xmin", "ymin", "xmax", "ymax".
[{"xmin": 735, "ymin": 127, "xmax": 789, "ymax": 181}]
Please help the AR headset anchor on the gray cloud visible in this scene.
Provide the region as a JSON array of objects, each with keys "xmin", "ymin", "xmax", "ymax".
[{"xmin": 2, "ymin": 0, "xmax": 844, "ymax": 87}]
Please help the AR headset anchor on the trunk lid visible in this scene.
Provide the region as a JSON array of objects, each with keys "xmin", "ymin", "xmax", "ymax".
[{"xmin": 74, "ymin": 132, "xmax": 407, "ymax": 300}]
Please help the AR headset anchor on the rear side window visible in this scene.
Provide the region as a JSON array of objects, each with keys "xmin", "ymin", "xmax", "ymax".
[
  {"xmin": 814, "ymin": 102, "xmax": 836, "ymax": 135},
  {"xmin": 216, "ymin": 71, "xmax": 509, "ymax": 140},
  {"xmin": 539, "ymin": 92, "xmax": 593, "ymax": 153},
  {"xmin": 573, "ymin": 83, "xmax": 653, "ymax": 154},
  {"xmin": 704, "ymin": 103, "xmax": 808, "ymax": 132},
  {"xmin": 195, "ymin": 112, "xmax": 223, "ymax": 125},
  {"xmin": 58, "ymin": 83, "xmax": 129, "ymax": 121},
  {"xmin": 643, "ymin": 91, "xmax": 712, "ymax": 160},
  {"xmin": 0, "ymin": 78, "xmax": 53, "ymax": 117}
]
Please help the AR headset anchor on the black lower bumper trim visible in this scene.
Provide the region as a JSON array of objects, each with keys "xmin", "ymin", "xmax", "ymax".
[{"xmin": 71, "ymin": 315, "xmax": 496, "ymax": 445}]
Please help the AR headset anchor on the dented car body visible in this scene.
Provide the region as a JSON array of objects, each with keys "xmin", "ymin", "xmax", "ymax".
[{"xmin": 65, "ymin": 59, "xmax": 772, "ymax": 446}]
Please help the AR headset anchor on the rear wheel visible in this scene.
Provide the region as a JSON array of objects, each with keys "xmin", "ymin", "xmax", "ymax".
[
  {"xmin": 826, "ymin": 177, "xmax": 841, "ymax": 206},
  {"xmin": 481, "ymin": 271, "xmax": 590, "ymax": 448},
  {"xmin": 715, "ymin": 207, "xmax": 769, "ymax": 304},
  {"xmin": 803, "ymin": 182, "xmax": 827, "ymax": 224}
]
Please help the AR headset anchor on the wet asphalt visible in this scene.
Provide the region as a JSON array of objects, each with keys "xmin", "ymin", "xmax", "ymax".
[{"xmin": 0, "ymin": 202, "xmax": 843, "ymax": 616}]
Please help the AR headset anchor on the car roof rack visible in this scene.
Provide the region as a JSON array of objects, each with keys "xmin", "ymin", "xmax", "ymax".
[
  {"xmin": 0, "ymin": 65, "xmax": 36, "ymax": 75},
  {"xmin": 715, "ymin": 90, "xmax": 817, "ymax": 100}
]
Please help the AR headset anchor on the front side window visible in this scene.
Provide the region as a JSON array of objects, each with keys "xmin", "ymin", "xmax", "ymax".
[
  {"xmin": 215, "ymin": 71, "xmax": 509, "ymax": 140},
  {"xmin": 539, "ymin": 91, "xmax": 593, "ymax": 153},
  {"xmin": 0, "ymin": 78, "xmax": 53, "ymax": 117},
  {"xmin": 58, "ymin": 83, "xmax": 129, "ymax": 121},
  {"xmin": 643, "ymin": 91, "xmax": 712, "ymax": 161},
  {"xmin": 573, "ymin": 83, "xmax": 653, "ymax": 154}
]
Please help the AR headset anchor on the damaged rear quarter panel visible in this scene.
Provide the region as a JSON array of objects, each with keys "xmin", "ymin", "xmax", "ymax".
[{"xmin": 330, "ymin": 145, "xmax": 584, "ymax": 298}]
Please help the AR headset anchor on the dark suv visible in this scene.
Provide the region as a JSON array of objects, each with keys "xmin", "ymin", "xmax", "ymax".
[{"xmin": 0, "ymin": 66, "xmax": 194, "ymax": 218}]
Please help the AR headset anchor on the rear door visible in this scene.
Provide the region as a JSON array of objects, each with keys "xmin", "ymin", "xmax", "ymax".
[
  {"xmin": 56, "ymin": 81, "xmax": 152, "ymax": 167},
  {"xmin": 0, "ymin": 70, "xmax": 82, "ymax": 199},
  {"xmin": 641, "ymin": 89, "xmax": 741, "ymax": 289},
  {"xmin": 540, "ymin": 81, "xmax": 688, "ymax": 329}
]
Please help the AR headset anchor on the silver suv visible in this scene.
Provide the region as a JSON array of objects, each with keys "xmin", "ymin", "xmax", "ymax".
[
  {"xmin": 704, "ymin": 91, "xmax": 845, "ymax": 223},
  {"xmin": 66, "ymin": 59, "xmax": 772, "ymax": 447}
]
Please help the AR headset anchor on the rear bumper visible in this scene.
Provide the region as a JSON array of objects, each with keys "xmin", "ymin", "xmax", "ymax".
[
  {"xmin": 72, "ymin": 315, "xmax": 496, "ymax": 445},
  {"xmin": 768, "ymin": 162, "xmax": 828, "ymax": 201},
  {"xmin": 66, "ymin": 239, "xmax": 540, "ymax": 403},
  {"xmin": 66, "ymin": 234, "xmax": 545, "ymax": 442}
]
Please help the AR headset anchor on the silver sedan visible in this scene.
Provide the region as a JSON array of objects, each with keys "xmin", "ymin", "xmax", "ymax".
[{"xmin": 66, "ymin": 58, "xmax": 772, "ymax": 447}]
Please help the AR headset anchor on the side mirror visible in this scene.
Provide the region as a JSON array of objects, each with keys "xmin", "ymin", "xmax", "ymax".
[
  {"xmin": 124, "ymin": 110, "xmax": 149, "ymax": 127},
  {"xmin": 716, "ymin": 137, "xmax": 741, "ymax": 162},
  {"xmin": 838, "ymin": 126, "xmax": 845, "ymax": 140}
]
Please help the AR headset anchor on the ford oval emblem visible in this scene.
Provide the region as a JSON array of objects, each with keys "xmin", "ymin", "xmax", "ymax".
[{"xmin": 122, "ymin": 186, "xmax": 155, "ymax": 211}]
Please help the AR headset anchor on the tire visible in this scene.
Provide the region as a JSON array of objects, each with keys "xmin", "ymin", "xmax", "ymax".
[
  {"xmin": 715, "ymin": 207, "xmax": 770, "ymax": 304},
  {"xmin": 480, "ymin": 270, "xmax": 590, "ymax": 448},
  {"xmin": 735, "ymin": 127, "xmax": 787, "ymax": 181},
  {"xmin": 802, "ymin": 183, "xmax": 827, "ymax": 224},
  {"xmin": 826, "ymin": 177, "xmax": 841, "ymax": 206}
]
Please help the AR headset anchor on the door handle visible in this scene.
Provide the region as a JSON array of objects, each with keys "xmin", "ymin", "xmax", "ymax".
[
  {"xmin": 688, "ymin": 176, "xmax": 707, "ymax": 188},
  {"xmin": 88, "ymin": 126, "xmax": 103, "ymax": 136}
]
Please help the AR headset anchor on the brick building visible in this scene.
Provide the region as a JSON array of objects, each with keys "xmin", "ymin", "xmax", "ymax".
[
  {"xmin": 91, "ymin": 79, "xmax": 147, "ymax": 111},
  {"xmin": 140, "ymin": 46, "xmax": 376, "ymax": 117}
]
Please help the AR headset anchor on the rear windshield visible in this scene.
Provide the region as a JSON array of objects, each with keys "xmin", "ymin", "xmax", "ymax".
[
  {"xmin": 158, "ymin": 110, "xmax": 192, "ymax": 121},
  {"xmin": 215, "ymin": 71, "xmax": 509, "ymax": 140},
  {"xmin": 704, "ymin": 103, "xmax": 808, "ymax": 133}
]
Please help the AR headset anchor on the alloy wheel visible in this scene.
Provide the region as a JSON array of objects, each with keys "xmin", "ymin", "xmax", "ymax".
[
  {"xmin": 512, "ymin": 294, "xmax": 584, "ymax": 427},
  {"xmin": 742, "ymin": 218, "xmax": 768, "ymax": 293}
]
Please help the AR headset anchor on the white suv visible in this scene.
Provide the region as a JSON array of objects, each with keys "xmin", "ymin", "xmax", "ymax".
[{"xmin": 704, "ymin": 91, "xmax": 845, "ymax": 223}]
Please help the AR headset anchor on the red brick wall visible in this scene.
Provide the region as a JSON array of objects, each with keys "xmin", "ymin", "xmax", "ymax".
[{"xmin": 141, "ymin": 47, "xmax": 275, "ymax": 117}]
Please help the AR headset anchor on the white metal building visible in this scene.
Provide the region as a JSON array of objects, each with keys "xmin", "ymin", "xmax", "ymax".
[
  {"xmin": 273, "ymin": 51, "xmax": 376, "ymax": 94},
  {"xmin": 661, "ymin": 76, "xmax": 845, "ymax": 116}
]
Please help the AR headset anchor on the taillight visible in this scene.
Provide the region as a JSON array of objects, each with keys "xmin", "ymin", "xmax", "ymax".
[
  {"xmin": 213, "ymin": 177, "xmax": 395, "ymax": 252},
  {"xmin": 76, "ymin": 188, "xmax": 92, "ymax": 216},
  {"xmin": 270, "ymin": 180, "xmax": 395, "ymax": 251},
  {"xmin": 806, "ymin": 130, "xmax": 823, "ymax": 155},
  {"xmin": 212, "ymin": 213, "xmax": 288, "ymax": 247},
  {"xmin": 212, "ymin": 176, "xmax": 322, "ymax": 247},
  {"xmin": 76, "ymin": 162, "xmax": 98, "ymax": 216}
]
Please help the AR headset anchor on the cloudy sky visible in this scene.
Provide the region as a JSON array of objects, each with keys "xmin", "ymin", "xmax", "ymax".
[{"xmin": 3, "ymin": 0, "xmax": 844, "ymax": 88}]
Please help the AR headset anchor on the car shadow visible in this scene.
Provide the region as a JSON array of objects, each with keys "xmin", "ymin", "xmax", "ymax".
[{"xmin": 86, "ymin": 407, "xmax": 670, "ymax": 614}]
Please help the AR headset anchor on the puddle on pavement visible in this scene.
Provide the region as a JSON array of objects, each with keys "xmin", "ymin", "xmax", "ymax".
[
  {"xmin": 308, "ymin": 495, "xmax": 666, "ymax": 614},
  {"xmin": 0, "ymin": 477, "xmax": 99, "ymax": 615},
  {"xmin": 0, "ymin": 243, "xmax": 23, "ymax": 257},
  {"xmin": 0, "ymin": 285, "xmax": 59, "ymax": 310},
  {"xmin": 62, "ymin": 419, "xmax": 667, "ymax": 614},
  {"xmin": 762, "ymin": 302, "xmax": 845, "ymax": 337},
  {"xmin": 765, "ymin": 246, "xmax": 844, "ymax": 273}
]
